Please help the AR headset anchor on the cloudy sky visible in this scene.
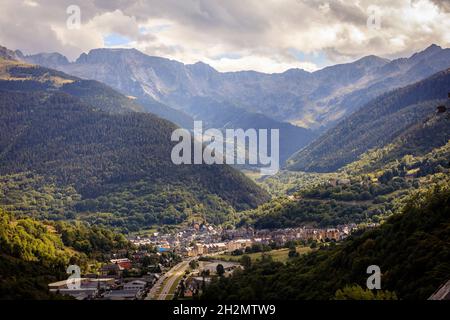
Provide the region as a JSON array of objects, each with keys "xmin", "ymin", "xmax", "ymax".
[{"xmin": 1, "ymin": 0, "xmax": 450, "ymax": 73}]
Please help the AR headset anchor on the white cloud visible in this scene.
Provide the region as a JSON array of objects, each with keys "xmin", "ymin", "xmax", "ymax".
[
  {"xmin": 0, "ymin": 0, "xmax": 450, "ymax": 72},
  {"xmin": 205, "ymin": 55, "xmax": 319, "ymax": 73},
  {"xmin": 23, "ymin": 0, "xmax": 39, "ymax": 7}
]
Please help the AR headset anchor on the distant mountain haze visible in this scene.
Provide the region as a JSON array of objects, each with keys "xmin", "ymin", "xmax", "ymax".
[
  {"xmin": 16, "ymin": 44, "xmax": 450, "ymax": 170},
  {"xmin": 287, "ymin": 68, "xmax": 450, "ymax": 172},
  {"xmin": 19, "ymin": 48, "xmax": 318, "ymax": 166},
  {"xmin": 17, "ymin": 44, "xmax": 450, "ymax": 167},
  {"xmin": 19, "ymin": 44, "xmax": 450, "ymax": 130},
  {"xmin": 182, "ymin": 96, "xmax": 317, "ymax": 166}
]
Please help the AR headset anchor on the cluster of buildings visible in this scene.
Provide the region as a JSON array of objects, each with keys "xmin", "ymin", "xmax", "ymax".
[
  {"xmin": 48, "ymin": 250, "xmax": 169, "ymax": 300},
  {"xmin": 181, "ymin": 239, "xmax": 253, "ymax": 257},
  {"xmin": 49, "ymin": 222, "xmax": 359, "ymax": 300},
  {"xmin": 130, "ymin": 223, "xmax": 222, "ymax": 249},
  {"xmin": 129, "ymin": 223, "xmax": 357, "ymax": 258},
  {"xmin": 251, "ymin": 225, "xmax": 354, "ymax": 244}
]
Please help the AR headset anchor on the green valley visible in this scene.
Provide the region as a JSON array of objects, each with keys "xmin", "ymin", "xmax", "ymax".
[{"xmin": 0, "ymin": 50, "xmax": 269, "ymax": 232}]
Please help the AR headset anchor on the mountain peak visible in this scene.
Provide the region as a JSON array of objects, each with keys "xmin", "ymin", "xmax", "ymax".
[
  {"xmin": 421, "ymin": 43, "xmax": 442, "ymax": 56},
  {"xmin": 24, "ymin": 52, "xmax": 69, "ymax": 67},
  {"xmin": 354, "ymin": 54, "xmax": 390, "ymax": 67},
  {"xmin": 425, "ymin": 43, "xmax": 442, "ymax": 51},
  {"xmin": 186, "ymin": 61, "xmax": 217, "ymax": 74},
  {"xmin": 0, "ymin": 45, "xmax": 18, "ymax": 60},
  {"xmin": 76, "ymin": 47, "xmax": 142, "ymax": 64},
  {"xmin": 281, "ymin": 68, "xmax": 311, "ymax": 77},
  {"xmin": 192, "ymin": 61, "xmax": 209, "ymax": 67}
]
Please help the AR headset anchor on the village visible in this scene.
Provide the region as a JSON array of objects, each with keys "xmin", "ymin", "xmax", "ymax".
[
  {"xmin": 48, "ymin": 222, "xmax": 359, "ymax": 300},
  {"xmin": 129, "ymin": 222, "xmax": 357, "ymax": 258}
]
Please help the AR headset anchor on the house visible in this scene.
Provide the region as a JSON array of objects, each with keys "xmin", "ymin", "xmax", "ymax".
[
  {"xmin": 100, "ymin": 258, "xmax": 132, "ymax": 276},
  {"xmin": 194, "ymin": 243, "xmax": 204, "ymax": 255},
  {"xmin": 214, "ymin": 242, "xmax": 227, "ymax": 252},
  {"xmin": 181, "ymin": 246, "xmax": 199, "ymax": 257},
  {"xmin": 124, "ymin": 280, "xmax": 146, "ymax": 291},
  {"xmin": 48, "ymin": 278, "xmax": 115, "ymax": 300},
  {"xmin": 325, "ymin": 228, "xmax": 340, "ymax": 241},
  {"xmin": 54, "ymin": 288, "xmax": 98, "ymax": 300},
  {"xmin": 110, "ymin": 258, "xmax": 132, "ymax": 270},
  {"xmin": 226, "ymin": 241, "xmax": 241, "ymax": 252},
  {"xmin": 100, "ymin": 263, "xmax": 124, "ymax": 277},
  {"xmin": 236, "ymin": 239, "xmax": 252, "ymax": 248}
]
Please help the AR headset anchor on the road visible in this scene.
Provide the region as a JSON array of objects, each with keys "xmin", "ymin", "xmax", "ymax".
[{"xmin": 146, "ymin": 258, "xmax": 192, "ymax": 300}]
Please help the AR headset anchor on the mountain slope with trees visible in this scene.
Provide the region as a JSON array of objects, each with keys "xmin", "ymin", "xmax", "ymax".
[
  {"xmin": 0, "ymin": 49, "xmax": 269, "ymax": 231},
  {"xmin": 239, "ymin": 138, "xmax": 450, "ymax": 229},
  {"xmin": 203, "ymin": 179, "xmax": 450, "ymax": 300},
  {"xmin": 0, "ymin": 208, "xmax": 133, "ymax": 299},
  {"xmin": 184, "ymin": 96, "xmax": 317, "ymax": 166},
  {"xmin": 287, "ymin": 68, "xmax": 450, "ymax": 172}
]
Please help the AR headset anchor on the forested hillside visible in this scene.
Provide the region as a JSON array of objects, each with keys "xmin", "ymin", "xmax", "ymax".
[
  {"xmin": 203, "ymin": 179, "xmax": 450, "ymax": 300},
  {"xmin": 0, "ymin": 208, "xmax": 72, "ymax": 299},
  {"xmin": 287, "ymin": 68, "xmax": 450, "ymax": 172},
  {"xmin": 240, "ymin": 140, "xmax": 450, "ymax": 229},
  {"xmin": 0, "ymin": 55, "xmax": 143, "ymax": 114}
]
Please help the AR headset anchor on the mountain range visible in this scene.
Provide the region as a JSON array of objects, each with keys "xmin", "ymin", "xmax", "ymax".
[
  {"xmin": 19, "ymin": 44, "xmax": 450, "ymax": 130},
  {"xmin": 15, "ymin": 44, "xmax": 450, "ymax": 168},
  {"xmin": 16, "ymin": 49, "xmax": 317, "ymax": 166},
  {"xmin": 5, "ymin": 43, "xmax": 450, "ymax": 174}
]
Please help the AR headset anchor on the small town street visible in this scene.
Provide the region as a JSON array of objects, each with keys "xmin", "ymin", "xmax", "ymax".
[{"xmin": 147, "ymin": 258, "xmax": 193, "ymax": 300}]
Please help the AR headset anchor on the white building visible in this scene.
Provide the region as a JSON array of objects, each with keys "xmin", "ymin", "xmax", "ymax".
[{"xmin": 124, "ymin": 280, "xmax": 146, "ymax": 291}]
